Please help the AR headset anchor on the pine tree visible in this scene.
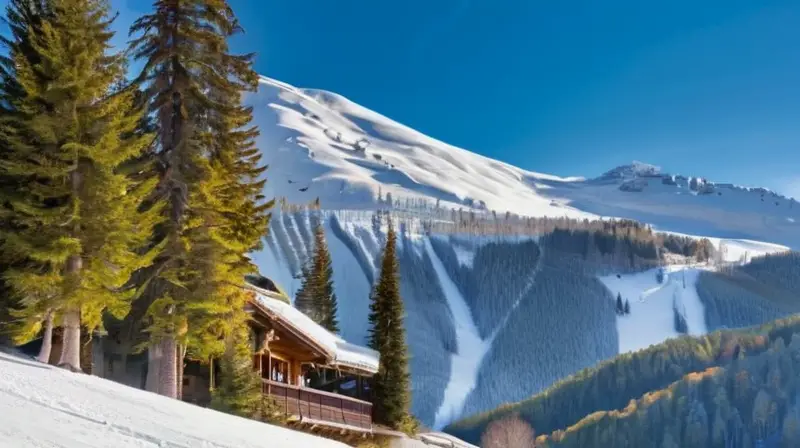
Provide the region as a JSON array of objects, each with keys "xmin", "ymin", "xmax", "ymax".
[
  {"xmin": 0, "ymin": 0, "xmax": 160, "ymax": 370},
  {"xmin": 129, "ymin": 0, "xmax": 271, "ymax": 397},
  {"xmin": 210, "ymin": 312, "xmax": 264, "ymax": 419},
  {"xmin": 368, "ymin": 219, "xmax": 412, "ymax": 430},
  {"xmin": 624, "ymin": 299, "xmax": 631, "ymax": 315},
  {"xmin": 616, "ymin": 293, "xmax": 624, "ymax": 315},
  {"xmin": 294, "ymin": 222, "xmax": 338, "ymax": 333}
]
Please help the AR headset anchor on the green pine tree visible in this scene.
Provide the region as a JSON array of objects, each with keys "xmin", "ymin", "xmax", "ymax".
[
  {"xmin": 368, "ymin": 219, "xmax": 412, "ymax": 430},
  {"xmin": 129, "ymin": 0, "xmax": 271, "ymax": 397},
  {"xmin": 210, "ymin": 312, "xmax": 265, "ymax": 419},
  {"xmin": 0, "ymin": 0, "xmax": 160, "ymax": 370},
  {"xmin": 294, "ymin": 220, "xmax": 338, "ymax": 333}
]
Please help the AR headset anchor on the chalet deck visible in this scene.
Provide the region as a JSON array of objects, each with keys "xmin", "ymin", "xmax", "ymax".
[{"xmin": 263, "ymin": 380, "xmax": 372, "ymax": 430}]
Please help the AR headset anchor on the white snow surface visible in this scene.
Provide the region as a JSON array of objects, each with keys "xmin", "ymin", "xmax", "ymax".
[
  {"xmin": 425, "ymin": 239, "xmax": 491, "ymax": 431},
  {"xmin": 248, "ymin": 76, "xmax": 800, "ymax": 249},
  {"xmin": 0, "ymin": 350, "xmax": 348, "ymax": 448},
  {"xmin": 599, "ymin": 266, "xmax": 709, "ymax": 354},
  {"xmin": 254, "ymin": 293, "xmax": 379, "ymax": 373}
]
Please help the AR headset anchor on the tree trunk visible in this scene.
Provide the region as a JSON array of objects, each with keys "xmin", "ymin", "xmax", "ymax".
[
  {"xmin": 57, "ymin": 306, "xmax": 82, "ymax": 372},
  {"xmin": 57, "ymin": 252, "xmax": 83, "ymax": 372},
  {"xmin": 158, "ymin": 336, "xmax": 178, "ymax": 398},
  {"xmin": 145, "ymin": 343, "xmax": 163, "ymax": 394},
  {"xmin": 36, "ymin": 310, "xmax": 54, "ymax": 364},
  {"xmin": 176, "ymin": 343, "xmax": 186, "ymax": 400}
]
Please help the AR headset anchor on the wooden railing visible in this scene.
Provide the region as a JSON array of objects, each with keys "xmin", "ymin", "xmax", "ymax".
[{"xmin": 262, "ymin": 379, "xmax": 372, "ymax": 429}]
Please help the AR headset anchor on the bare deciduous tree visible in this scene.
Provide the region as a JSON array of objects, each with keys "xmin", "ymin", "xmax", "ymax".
[{"xmin": 481, "ymin": 414, "xmax": 536, "ymax": 448}]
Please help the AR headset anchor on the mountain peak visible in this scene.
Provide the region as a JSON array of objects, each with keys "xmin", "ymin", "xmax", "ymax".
[{"xmin": 599, "ymin": 162, "xmax": 662, "ymax": 180}]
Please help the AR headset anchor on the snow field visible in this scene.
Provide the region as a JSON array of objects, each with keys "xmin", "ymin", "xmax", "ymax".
[
  {"xmin": 0, "ymin": 351, "xmax": 348, "ymax": 448},
  {"xmin": 599, "ymin": 266, "xmax": 708, "ymax": 354}
]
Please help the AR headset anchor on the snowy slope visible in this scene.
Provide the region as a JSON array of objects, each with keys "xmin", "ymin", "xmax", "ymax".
[
  {"xmin": 247, "ymin": 77, "xmax": 800, "ymax": 249},
  {"xmin": 599, "ymin": 266, "xmax": 708, "ymax": 354},
  {"xmin": 0, "ymin": 350, "xmax": 347, "ymax": 448}
]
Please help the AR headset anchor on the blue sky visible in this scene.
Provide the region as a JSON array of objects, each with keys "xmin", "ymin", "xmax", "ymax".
[{"xmin": 5, "ymin": 0, "xmax": 800, "ymax": 197}]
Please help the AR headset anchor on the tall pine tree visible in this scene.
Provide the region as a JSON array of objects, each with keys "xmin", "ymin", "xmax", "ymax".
[
  {"xmin": 295, "ymin": 219, "xmax": 339, "ymax": 333},
  {"xmin": 129, "ymin": 0, "xmax": 271, "ymax": 397},
  {"xmin": 368, "ymin": 218, "xmax": 412, "ymax": 430},
  {"xmin": 0, "ymin": 0, "xmax": 53, "ymax": 348},
  {"xmin": 0, "ymin": 0, "xmax": 160, "ymax": 370}
]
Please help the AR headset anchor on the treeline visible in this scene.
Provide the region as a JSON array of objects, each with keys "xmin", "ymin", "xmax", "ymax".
[
  {"xmin": 0, "ymin": 0, "xmax": 271, "ymax": 404},
  {"xmin": 697, "ymin": 252, "xmax": 800, "ymax": 332},
  {"xmin": 536, "ymin": 329, "xmax": 800, "ymax": 447},
  {"xmin": 445, "ymin": 315, "xmax": 800, "ymax": 446}
]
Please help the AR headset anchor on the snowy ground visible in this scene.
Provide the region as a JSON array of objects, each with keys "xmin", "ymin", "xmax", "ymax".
[
  {"xmin": 0, "ymin": 350, "xmax": 347, "ymax": 448},
  {"xmin": 599, "ymin": 266, "xmax": 708, "ymax": 354}
]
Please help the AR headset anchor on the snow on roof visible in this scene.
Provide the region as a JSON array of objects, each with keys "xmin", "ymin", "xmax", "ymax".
[
  {"xmin": 333, "ymin": 338, "xmax": 380, "ymax": 373},
  {"xmin": 253, "ymin": 293, "xmax": 379, "ymax": 374}
]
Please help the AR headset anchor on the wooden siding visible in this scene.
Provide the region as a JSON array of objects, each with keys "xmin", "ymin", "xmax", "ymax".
[{"xmin": 263, "ymin": 379, "xmax": 372, "ymax": 429}]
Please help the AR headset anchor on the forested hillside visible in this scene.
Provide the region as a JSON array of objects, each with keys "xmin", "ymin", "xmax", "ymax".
[
  {"xmin": 534, "ymin": 316, "xmax": 800, "ymax": 447},
  {"xmin": 445, "ymin": 315, "xmax": 800, "ymax": 447},
  {"xmin": 258, "ymin": 205, "xmax": 743, "ymax": 428},
  {"xmin": 697, "ymin": 252, "xmax": 800, "ymax": 331}
]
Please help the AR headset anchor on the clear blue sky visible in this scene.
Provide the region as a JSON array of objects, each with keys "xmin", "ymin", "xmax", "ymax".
[{"xmin": 6, "ymin": 0, "xmax": 800, "ymax": 197}]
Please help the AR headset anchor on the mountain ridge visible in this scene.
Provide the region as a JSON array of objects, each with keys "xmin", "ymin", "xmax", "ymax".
[{"xmin": 249, "ymin": 76, "xmax": 800, "ymax": 249}]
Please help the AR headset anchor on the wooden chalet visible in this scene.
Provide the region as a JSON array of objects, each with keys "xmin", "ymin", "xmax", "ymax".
[{"xmin": 242, "ymin": 285, "xmax": 380, "ymax": 432}]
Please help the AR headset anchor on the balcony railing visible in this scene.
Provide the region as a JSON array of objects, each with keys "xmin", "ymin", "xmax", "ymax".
[{"xmin": 262, "ymin": 379, "xmax": 372, "ymax": 429}]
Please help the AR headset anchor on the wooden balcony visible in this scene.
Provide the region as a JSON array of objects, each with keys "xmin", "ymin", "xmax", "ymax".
[{"xmin": 262, "ymin": 379, "xmax": 373, "ymax": 430}]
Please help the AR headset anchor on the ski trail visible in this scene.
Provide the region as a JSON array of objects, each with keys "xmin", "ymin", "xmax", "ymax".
[
  {"xmin": 674, "ymin": 269, "xmax": 707, "ymax": 335},
  {"xmin": 288, "ymin": 214, "xmax": 309, "ymax": 261},
  {"xmin": 427, "ymin": 239, "xmax": 490, "ymax": 431},
  {"xmin": 488, "ymin": 247, "xmax": 544, "ymax": 344},
  {"xmin": 429, "ymin": 241, "xmax": 543, "ymax": 429}
]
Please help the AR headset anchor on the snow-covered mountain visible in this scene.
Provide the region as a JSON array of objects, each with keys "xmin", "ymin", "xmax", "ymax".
[
  {"xmin": 247, "ymin": 77, "xmax": 800, "ymax": 431},
  {"xmin": 248, "ymin": 77, "xmax": 800, "ymax": 249}
]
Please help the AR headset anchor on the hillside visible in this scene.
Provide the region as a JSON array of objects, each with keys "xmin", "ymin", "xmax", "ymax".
[
  {"xmin": 247, "ymin": 77, "xmax": 800, "ymax": 249},
  {"xmin": 0, "ymin": 350, "xmax": 347, "ymax": 448},
  {"xmin": 446, "ymin": 314, "xmax": 800, "ymax": 447},
  {"xmin": 253, "ymin": 207, "xmax": 795, "ymax": 430}
]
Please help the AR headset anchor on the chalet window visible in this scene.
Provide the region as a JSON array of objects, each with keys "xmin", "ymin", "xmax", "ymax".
[{"xmin": 270, "ymin": 358, "xmax": 289, "ymax": 384}]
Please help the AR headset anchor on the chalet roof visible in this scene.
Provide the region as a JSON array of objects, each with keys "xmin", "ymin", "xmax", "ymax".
[{"xmin": 252, "ymin": 292, "xmax": 380, "ymax": 375}]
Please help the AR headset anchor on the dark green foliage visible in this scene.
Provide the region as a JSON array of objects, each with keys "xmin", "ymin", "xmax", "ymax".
[
  {"xmin": 0, "ymin": 0, "xmax": 160, "ymax": 359},
  {"xmin": 616, "ymin": 293, "xmax": 624, "ymax": 315},
  {"xmin": 673, "ymin": 303, "xmax": 688, "ymax": 334},
  {"xmin": 459, "ymin": 250, "xmax": 618, "ymax": 419},
  {"xmin": 295, "ymin": 223, "xmax": 339, "ymax": 333},
  {"xmin": 429, "ymin": 236, "xmax": 541, "ymax": 338},
  {"xmin": 534, "ymin": 331, "xmax": 800, "ymax": 447},
  {"xmin": 624, "ymin": 299, "xmax": 630, "ymax": 315},
  {"xmin": 210, "ymin": 319, "xmax": 264, "ymax": 419},
  {"xmin": 127, "ymin": 0, "xmax": 271, "ymax": 381},
  {"xmin": 398, "ymin": 233, "xmax": 455, "ymax": 425},
  {"xmin": 696, "ymin": 271, "xmax": 788, "ymax": 331},
  {"xmin": 447, "ymin": 316, "xmax": 800, "ymax": 446},
  {"xmin": 368, "ymin": 220, "xmax": 412, "ymax": 429},
  {"xmin": 739, "ymin": 251, "xmax": 800, "ymax": 297}
]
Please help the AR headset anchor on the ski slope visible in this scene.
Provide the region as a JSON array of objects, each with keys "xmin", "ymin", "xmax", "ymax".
[
  {"xmin": 426, "ymin": 239, "xmax": 490, "ymax": 431},
  {"xmin": 599, "ymin": 266, "xmax": 709, "ymax": 354},
  {"xmin": 0, "ymin": 350, "xmax": 347, "ymax": 448},
  {"xmin": 248, "ymin": 77, "xmax": 800, "ymax": 249}
]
